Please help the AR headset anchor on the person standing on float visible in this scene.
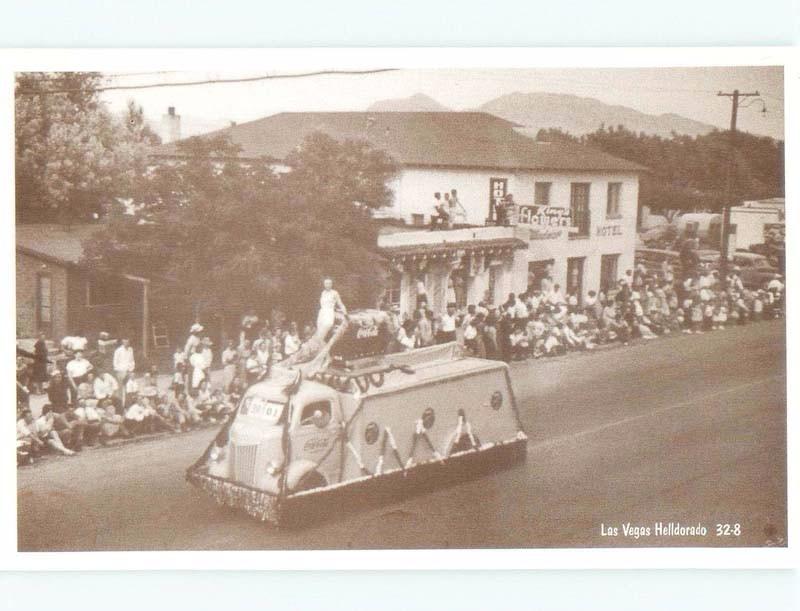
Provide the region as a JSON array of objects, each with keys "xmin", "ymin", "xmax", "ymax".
[{"xmin": 315, "ymin": 278, "xmax": 347, "ymax": 341}]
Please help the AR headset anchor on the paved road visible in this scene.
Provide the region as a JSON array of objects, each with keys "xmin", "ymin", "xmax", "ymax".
[{"xmin": 17, "ymin": 321, "xmax": 786, "ymax": 550}]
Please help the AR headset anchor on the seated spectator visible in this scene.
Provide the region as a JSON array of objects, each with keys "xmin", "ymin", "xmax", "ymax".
[
  {"xmin": 65, "ymin": 350, "xmax": 93, "ymax": 392},
  {"xmin": 169, "ymin": 359, "xmax": 185, "ymax": 392},
  {"xmin": 140, "ymin": 372, "xmax": 160, "ymax": 399},
  {"xmin": 508, "ymin": 324, "xmax": 529, "ymax": 360},
  {"xmin": 93, "ymin": 368, "xmax": 120, "ymax": 405},
  {"xmin": 124, "ymin": 399, "xmax": 149, "ymax": 435},
  {"xmin": 17, "ymin": 409, "xmax": 46, "ymax": 463},
  {"xmin": 74, "ymin": 399, "xmax": 104, "ymax": 446},
  {"xmin": 124, "ymin": 375, "xmax": 140, "ymax": 408},
  {"xmin": 140, "ymin": 396, "xmax": 175, "ymax": 433},
  {"xmin": 35, "ymin": 407, "xmax": 76, "ymax": 456}
]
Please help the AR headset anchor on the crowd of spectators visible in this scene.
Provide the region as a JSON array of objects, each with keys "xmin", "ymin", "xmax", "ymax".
[
  {"xmin": 388, "ymin": 263, "xmax": 784, "ymax": 362},
  {"xmin": 17, "ymin": 261, "xmax": 784, "ymax": 466},
  {"xmin": 16, "ymin": 329, "xmax": 241, "ymax": 466}
]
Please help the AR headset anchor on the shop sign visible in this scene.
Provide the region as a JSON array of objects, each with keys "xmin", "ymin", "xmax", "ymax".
[
  {"xmin": 529, "ymin": 228, "xmax": 563, "ymax": 240},
  {"xmin": 518, "ymin": 205, "xmax": 572, "ymax": 227},
  {"xmin": 596, "ymin": 224, "xmax": 623, "ymax": 237}
]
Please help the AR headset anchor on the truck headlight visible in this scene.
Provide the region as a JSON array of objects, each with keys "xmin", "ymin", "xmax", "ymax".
[
  {"xmin": 266, "ymin": 460, "xmax": 282, "ymax": 476},
  {"xmin": 209, "ymin": 445, "xmax": 227, "ymax": 463}
]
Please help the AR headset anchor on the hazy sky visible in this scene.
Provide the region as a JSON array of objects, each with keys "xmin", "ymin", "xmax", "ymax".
[{"xmin": 100, "ymin": 66, "xmax": 784, "ymax": 139}]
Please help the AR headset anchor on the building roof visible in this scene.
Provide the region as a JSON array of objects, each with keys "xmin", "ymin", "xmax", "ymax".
[
  {"xmin": 151, "ymin": 111, "xmax": 646, "ymax": 173},
  {"xmin": 16, "ymin": 224, "xmax": 102, "ymax": 266}
]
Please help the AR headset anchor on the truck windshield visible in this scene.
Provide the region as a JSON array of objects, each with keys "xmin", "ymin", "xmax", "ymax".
[{"xmin": 238, "ymin": 393, "xmax": 285, "ymax": 425}]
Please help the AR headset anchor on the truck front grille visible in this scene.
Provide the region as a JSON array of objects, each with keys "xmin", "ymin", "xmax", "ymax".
[{"xmin": 232, "ymin": 443, "xmax": 258, "ymax": 485}]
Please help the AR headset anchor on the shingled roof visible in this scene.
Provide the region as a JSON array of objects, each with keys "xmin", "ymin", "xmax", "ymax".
[{"xmin": 151, "ymin": 111, "xmax": 646, "ymax": 173}]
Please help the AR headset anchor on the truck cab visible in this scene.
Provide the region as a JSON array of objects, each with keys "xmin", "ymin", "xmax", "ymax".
[{"xmin": 209, "ymin": 371, "xmax": 344, "ymax": 494}]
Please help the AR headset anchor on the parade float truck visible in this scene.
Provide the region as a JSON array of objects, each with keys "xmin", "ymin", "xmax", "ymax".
[{"xmin": 187, "ymin": 310, "xmax": 528, "ymax": 526}]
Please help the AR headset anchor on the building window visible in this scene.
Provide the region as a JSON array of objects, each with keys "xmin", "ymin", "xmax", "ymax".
[
  {"xmin": 36, "ymin": 274, "xmax": 52, "ymax": 333},
  {"xmin": 534, "ymin": 182, "xmax": 551, "ymax": 207},
  {"xmin": 570, "ymin": 183, "xmax": 590, "ymax": 238},
  {"xmin": 606, "ymin": 182, "xmax": 622, "ymax": 217},
  {"xmin": 528, "ymin": 259, "xmax": 554, "ymax": 292},
  {"xmin": 600, "ymin": 254, "xmax": 620, "ymax": 293},
  {"xmin": 566, "ymin": 257, "xmax": 585, "ymax": 303},
  {"xmin": 383, "ymin": 271, "xmax": 402, "ymax": 309}
]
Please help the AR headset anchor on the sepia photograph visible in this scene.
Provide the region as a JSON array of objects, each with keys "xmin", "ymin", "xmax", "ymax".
[{"xmin": 11, "ymin": 53, "xmax": 788, "ymax": 555}]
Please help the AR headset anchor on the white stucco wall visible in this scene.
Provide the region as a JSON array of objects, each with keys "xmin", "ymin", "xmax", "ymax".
[
  {"xmin": 730, "ymin": 207, "xmax": 782, "ymax": 250},
  {"xmin": 385, "ymin": 166, "xmax": 640, "ymax": 298}
]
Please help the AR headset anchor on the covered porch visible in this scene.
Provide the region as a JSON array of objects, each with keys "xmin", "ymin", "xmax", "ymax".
[{"xmin": 378, "ymin": 226, "xmax": 529, "ymax": 317}]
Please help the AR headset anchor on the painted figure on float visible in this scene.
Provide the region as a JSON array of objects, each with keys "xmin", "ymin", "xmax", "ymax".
[{"xmin": 315, "ymin": 278, "xmax": 347, "ymax": 341}]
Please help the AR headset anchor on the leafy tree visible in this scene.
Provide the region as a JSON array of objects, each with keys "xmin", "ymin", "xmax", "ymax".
[
  {"xmin": 15, "ymin": 72, "xmax": 152, "ymax": 224},
  {"xmin": 536, "ymin": 125, "xmax": 783, "ymax": 213},
  {"xmin": 83, "ymin": 132, "xmax": 399, "ymax": 327}
]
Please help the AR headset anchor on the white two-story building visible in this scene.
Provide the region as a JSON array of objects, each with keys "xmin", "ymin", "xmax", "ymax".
[{"xmin": 153, "ymin": 111, "xmax": 646, "ymax": 317}]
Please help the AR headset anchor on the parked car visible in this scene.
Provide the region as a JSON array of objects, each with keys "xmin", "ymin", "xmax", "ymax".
[
  {"xmin": 732, "ymin": 252, "xmax": 779, "ymax": 289},
  {"xmin": 635, "ymin": 248, "xmax": 682, "ymax": 277},
  {"xmin": 694, "ymin": 249, "xmax": 721, "ymax": 272}
]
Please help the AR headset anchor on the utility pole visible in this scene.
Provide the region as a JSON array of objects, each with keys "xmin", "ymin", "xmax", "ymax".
[{"xmin": 717, "ymin": 89, "xmax": 759, "ymax": 281}]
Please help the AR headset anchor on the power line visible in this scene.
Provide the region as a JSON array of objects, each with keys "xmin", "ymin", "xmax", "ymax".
[{"xmin": 17, "ymin": 68, "xmax": 398, "ymax": 95}]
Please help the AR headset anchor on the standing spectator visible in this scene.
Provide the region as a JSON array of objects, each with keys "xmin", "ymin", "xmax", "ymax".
[
  {"xmin": 189, "ymin": 344, "xmax": 207, "ymax": 396},
  {"xmin": 437, "ymin": 304, "xmax": 458, "ymax": 344},
  {"xmin": 32, "ymin": 332, "xmax": 49, "ymax": 394},
  {"xmin": 221, "ymin": 339, "xmax": 238, "ymax": 392},
  {"xmin": 173, "ymin": 345, "xmax": 187, "ymax": 370},
  {"xmin": 185, "ymin": 323, "xmax": 204, "ymax": 357},
  {"xmin": 96, "ymin": 331, "xmax": 117, "ymax": 372},
  {"xmin": 449, "ymin": 188, "xmax": 467, "ymax": 224},
  {"xmin": 396, "ymin": 320, "xmax": 416, "ymax": 351},
  {"xmin": 415, "ymin": 308, "xmax": 434, "ymax": 347},
  {"xmin": 47, "ymin": 370, "xmax": 73, "ymax": 413},
  {"xmin": 113, "ymin": 338, "xmax": 136, "ymax": 387},
  {"xmin": 200, "ymin": 337, "xmax": 214, "ymax": 376},
  {"xmin": 240, "ymin": 311, "xmax": 260, "ymax": 345}
]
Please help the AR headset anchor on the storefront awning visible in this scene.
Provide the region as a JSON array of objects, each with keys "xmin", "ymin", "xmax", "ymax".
[{"xmin": 381, "ymin": 236, "xmax": 527, "ymax": 265}]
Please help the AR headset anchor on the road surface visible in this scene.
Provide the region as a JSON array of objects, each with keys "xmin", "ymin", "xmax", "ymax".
[{"xmin": 17, "ymin": 320, "xmax": 786, "ymax": 550}]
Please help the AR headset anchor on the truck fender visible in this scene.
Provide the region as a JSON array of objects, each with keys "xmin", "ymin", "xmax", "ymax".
[{"xmin": 286, "ymin": 459, "xmax": 328, "ymax": 491}]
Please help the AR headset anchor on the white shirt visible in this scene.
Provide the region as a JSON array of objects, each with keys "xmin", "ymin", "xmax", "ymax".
[
  {"xmin": 93, "ymin": 373, "xmax": 119, "ymax": 399},
  {"xmin": 201, "ymin": 347, "xmax": 213, "ymax": 369},
  {"xmin": 125, "ymin": 403, "xmax": 146, "ymax": 422},
  {"xmin": 283, "ymin": 334, "xmax": 301, "ymax": 356},
  {"xmin": 397, "ymin": 328, "xmax": 416, "ymax": 349},
  {"xmin": 66, "ymin": 357, "xmax": 92, "ymax": 379},
  {"xmin": 222, "ymin": 347, "xmax": 238, "ymax": 366},
  {"xmin": 75, "ymin": 405, "xmax": 101, "ymax": 422},
  {"xmin": 61, "ymin": 336, "xmax": 88, "ymax": 352},
  {"xmin": 440, "ymin": 313, "xmax": 456, "ymax": 333},
  {"xmin": 17, "ymin": 419, "xmax": 33, "ymax": 439},
  {"xmin": 113, "ymin": 345, "xmax": 135, "ymax": 373},
  {"xmin": 513, "ymin": 300, "xmax": 529, "ymax": 319}
]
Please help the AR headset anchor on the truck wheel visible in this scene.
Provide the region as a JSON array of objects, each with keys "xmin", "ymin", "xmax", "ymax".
[
  {"xmin": 449, "ymin": 433, "xmax": 480, "ymax": 456},
  {"xmin": 294, "ymin": 470, "xmax": 327, "ymax": 492}
]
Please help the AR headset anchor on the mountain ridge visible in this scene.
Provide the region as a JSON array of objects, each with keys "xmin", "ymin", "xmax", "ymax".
[{"xmin": 367, "ymin": 91, "xmax": 720, "ymax": 138}]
